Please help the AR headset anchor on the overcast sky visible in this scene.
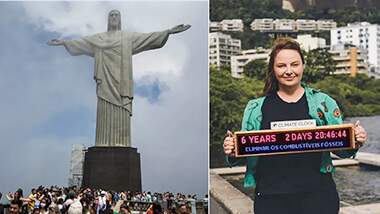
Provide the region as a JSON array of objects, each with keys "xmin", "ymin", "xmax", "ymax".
[{"xmin": 0, "ymin": 1, "xmax": 208, "ymax": 197}]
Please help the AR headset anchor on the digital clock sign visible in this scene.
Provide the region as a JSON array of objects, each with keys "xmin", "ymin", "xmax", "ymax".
[{"xmin": 234, "ymin": 124, "xmax": 355, "ymax": 157}]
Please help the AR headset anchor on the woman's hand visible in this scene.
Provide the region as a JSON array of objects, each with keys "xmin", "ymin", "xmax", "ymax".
[
  {"xmin": 6, "ymin": 192, "xmax": 13, "ymax": 200},
  {"xmin": 354, "ymin": 121, "xmax": 367, "ymax": 148},
  {"xmin": 223, "ymin": 130, "xmax": 235, "ymax": 156}
]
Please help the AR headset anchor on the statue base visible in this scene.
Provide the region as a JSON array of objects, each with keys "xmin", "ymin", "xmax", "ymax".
[{"xmin": 82, "ymin": 146, "xmax": 141, "ymax": 191}]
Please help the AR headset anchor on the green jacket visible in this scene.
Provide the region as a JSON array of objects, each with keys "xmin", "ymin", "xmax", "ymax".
[{"xmin": 234, "ymin": 85, "xmax": 358, "ymax": 188}]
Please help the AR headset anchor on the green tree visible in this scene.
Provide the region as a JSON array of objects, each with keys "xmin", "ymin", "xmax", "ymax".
[
  {"xmin": 311, "ymin": 75, "xmax": 380, "ymax": 117},
  {"xmin": 243, "ymin": 59, "xmax": 267, "ymax": 79},
  {"xmin": 210, "ymin": 67, "xmax": 264, "ymax": 147},
  {"xmin": 229, "ymin": 27, "xmax": 272, "ymax": 49},
  {"xmin": 303, "ymin": 48, "xmax": 336, "ymax": 83}
]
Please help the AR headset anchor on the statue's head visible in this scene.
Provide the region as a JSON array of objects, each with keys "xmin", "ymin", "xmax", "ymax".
[{"xmin": 107, "ymin": 9, "xmax": 121, "ymax": 31}]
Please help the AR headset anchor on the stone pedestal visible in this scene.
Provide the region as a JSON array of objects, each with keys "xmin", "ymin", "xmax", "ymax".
[{"xmin": 82, "ymin": 146, "xmax": 141, "ymax": 191}]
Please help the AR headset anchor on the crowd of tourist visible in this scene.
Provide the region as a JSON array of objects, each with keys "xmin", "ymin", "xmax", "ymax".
[{"xmin": 0, "ymin": 186, "xmax": 208, "ymax": 214}]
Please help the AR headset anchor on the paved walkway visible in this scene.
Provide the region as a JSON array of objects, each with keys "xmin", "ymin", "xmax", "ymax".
[
  {"xmin": 340, "ymin": 203, "xmax": 380, "ymax": 214},
  {"xmin": 210, "ymin": 196, "xmax": 230, "ymax": 214},
  {"xmin": 210, "ymin": 173, "xmax": 253, "ymax": 214},
  {"xmin": 355, "ymin": 152, "xmax": 380, "ymax": 167},
  {"xmin": 210, "ymin": 152, "xmax": 380, "ymax": 214}
]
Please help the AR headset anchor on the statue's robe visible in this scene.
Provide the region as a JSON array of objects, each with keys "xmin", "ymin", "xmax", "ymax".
[{"xmin": 63, "ymin": 30, "xmax": 169, "ymax": 147}]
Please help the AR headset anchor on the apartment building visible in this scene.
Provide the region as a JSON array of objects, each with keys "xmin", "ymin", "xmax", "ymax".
[
  {"xmin": 251, "ymin": 19, "xmax": 336, "ymax": 31},
  {"xmin": 296, "ymin": 34, "xmax": 326, "ymax": 52},
  {"xmin": 209, "ymin": 19, "xmax": 244, "ymax": 32},
  {"xmin": 230, "ymin": 48, "xmax": 271, "ymax": 78},
  {"xmin": 209, "ymin": 32, "xmax": 241, "ymax": 67},
  {"xmin": 330, "ymin": 44, "xmax": 368, "ymax": 76},
  {"xmin": 331, "ymin": 22, "xmax": 380, "ymax": 73}
]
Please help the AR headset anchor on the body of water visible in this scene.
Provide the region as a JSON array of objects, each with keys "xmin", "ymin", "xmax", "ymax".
[
  {"xmin": 345, "ymin": 116, "xmax": 380, "ymax": 154},
  {"xmin": 224, "ymin": 164, "xmax": 380, "ymax": 206}
]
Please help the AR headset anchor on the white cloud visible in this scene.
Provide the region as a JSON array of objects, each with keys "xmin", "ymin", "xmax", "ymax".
[
  {"xmin": 22, "ymin": 2, "xmax": 110, "ymax": 37},
  {"xmin": 133, "ymin": 72, "xmax": 208, "ymax": 194},
  {"xmin": 22, "ymin": 2, "xmax": 191, "ymax": 78},
  {"xmin": 133, "ymin": 40, "xmax": 188, "ymax": 79}
]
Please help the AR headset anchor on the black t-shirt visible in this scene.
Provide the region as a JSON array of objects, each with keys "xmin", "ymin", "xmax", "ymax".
[{"xmin": 255, "ymin": 92, "xmax": 335, "ymax": 195}]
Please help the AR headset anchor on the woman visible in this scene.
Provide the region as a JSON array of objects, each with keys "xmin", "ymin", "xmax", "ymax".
[
  {"xmin": 223, "ymin": 37, "xmax": 367, "ymax": 214},
  {"xmin": 39, "ymin": 198, "xmax": 48, "ymax": 214}
]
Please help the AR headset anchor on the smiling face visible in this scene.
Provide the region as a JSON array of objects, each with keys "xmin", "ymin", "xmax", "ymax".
[
  {"xmin": 263, "ymin": 37, "xmax": 305, "ymax": 95},
  {"xmin": 273, "ymin": 49, "xmax": 304, "ymax": 90}
]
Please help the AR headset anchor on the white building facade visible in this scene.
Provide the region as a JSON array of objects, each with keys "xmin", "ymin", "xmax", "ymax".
[
  {"xmin": 250, "ymin": 18, "xmax": 274, "ymax": 31},
  {"xmin": 209, "ymin": 21, "xmax": 222, "ymax": 32},
  {"xmin": 209, "ymin": 32, "xmax": 241, "ymax": 68},
  {"xmin": 251, "ymin": 19, "xmax": 336, "ymax": 32},
  {"xmin": 230, "ymin": 48, "xmax": 271, "ymax": 78},
  {"xmin": 330, "ymin": 44, "xmax": 368, "ymax": 76},
  {"xmin": 296, "ymin": 19, "xmax": 317, "ymax": 31},
  {"xmin": 296, "ymin": 34, "xmax": 326, "ymax": 52},
  {"xmin": 274, "ymin": 19, "xmax": 296, "ymax": 31},
  {"xmin": 220, "ymin": 19, "xmax": 244, "ymax": 31},
  {"xmin": 209, "ymin": 19, "xmax": 244, "ymax": 32},
  {"xmin": 331, "ymin": 22, "xmax": 380, "ymax": 73},
  {"xmin": 317, "ymin": 20, "xmax": 337, "ymax": 31}
]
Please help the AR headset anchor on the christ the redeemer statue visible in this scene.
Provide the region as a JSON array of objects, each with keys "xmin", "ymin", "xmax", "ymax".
[{"xmin": 48, "ymin": 9, "xmax": 190, "ymax": 147}]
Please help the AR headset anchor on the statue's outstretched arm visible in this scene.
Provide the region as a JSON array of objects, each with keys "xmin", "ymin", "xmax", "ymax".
[
  {"xmin": 47, "ymin": 38, "xmax": 95, "ymax": 57},
  {"xmin": 130, "ymin": 24, "xmax": 189, "ymax": 55},
  {"xmin": 168, "ymin": 24, "xmax": 191, "ymax": 34},
  {"xmin": 47, "ymin": 39, "xmax": 64, "ymax": 46}
]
